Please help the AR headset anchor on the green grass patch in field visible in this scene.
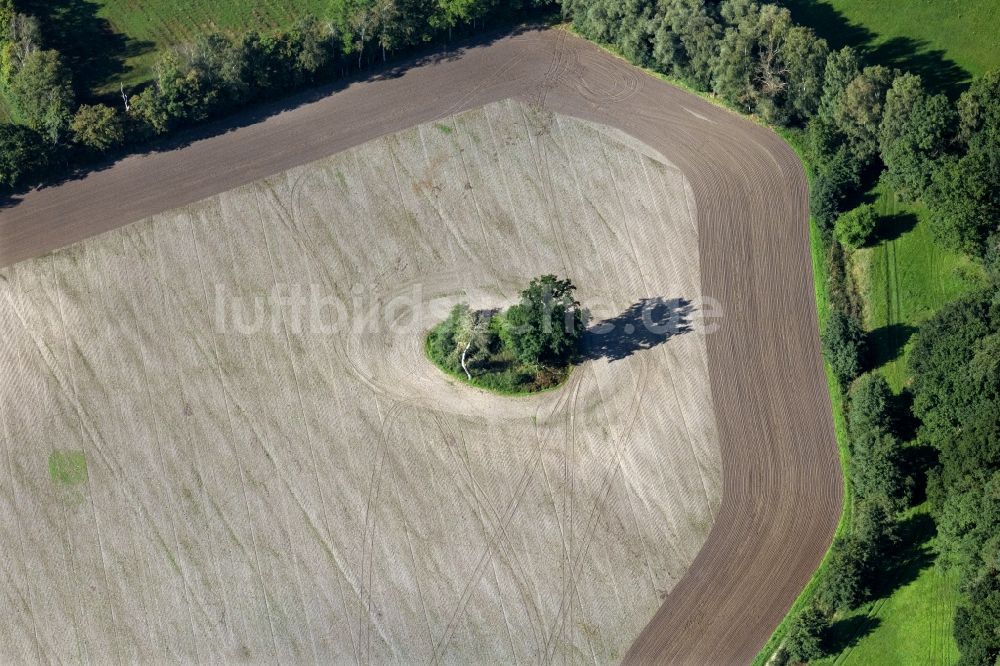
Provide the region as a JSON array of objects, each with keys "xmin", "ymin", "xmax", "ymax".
[
  {"xmin": 48, "ymin": 450, "xmax": 88, "ymax": 486},
  {"xmin": 778, "ymin": 0, "xmax": 999, "ymax": 94},
  {"xmin": 434, "ymin": 123, "xmax": 455, "ymax": 135}
]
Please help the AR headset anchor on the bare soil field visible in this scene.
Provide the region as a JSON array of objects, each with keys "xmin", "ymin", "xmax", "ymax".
[
  {"xmin": 0, "ymin": 101, "xmax": 721, "ymax": 663},
  {"xmin": 0, "ymin": 27, "xmax": 842, "ymax": 665}
]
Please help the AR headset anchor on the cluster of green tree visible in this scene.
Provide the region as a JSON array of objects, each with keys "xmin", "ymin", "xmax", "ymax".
[
  {"xmin": 426, "ymin": 275, "xmax": 587, "ymax": 394},
  {"xmin": 0, "ymin": 0, "xmax": 71, "ymax": 186},
  {"xmin": 0, "ymin": 0, "xmax": 550, "ymax": 191},
  {"xmin": 811, "ymin": 67, "xmax": 1000, "ymax": 280},
  {"xmin": 909, "ymin": 290, "xmax": 1000, "ymax": 666},
  {"xmin": 563, "ymin": 0, "xmax": 998, "ymax": 266}
]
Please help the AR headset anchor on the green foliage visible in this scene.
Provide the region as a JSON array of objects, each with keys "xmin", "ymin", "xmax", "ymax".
[
  {"xmin": 817, "ymin": 504, "xmax": 897, "ymax": 613},
  {"xmin": 0, "ymin": 12, "xmax": 41, "ymax": 84},
  {"xmin": 427, "ymin": 302, "xmax": 471, "ymax": 368},
  {"xmin": 847, "ymin": 373, "xmax": 894, "ymax": 437},
  {"xmin": 818, "ymin": 535, "xmax": 869, "ymax": 611},
  {"xmin": 822, "ymin": 309, "xmax": 866, "ymax": 388},
  {"xmin": 0, "ymin": 0, "xmax": 12, "ymax": 40},
  {"xmin": 879, "ymin": 73, "xmax": 955, "ymax": 198},
  {"xmin": 0, "ymin": 122, "xmax": 49, "ymax": 188},
  {"xmin": 846, "ymin": 376, "xmax": 910, "ymax": 517},
  {"xmin": 910, "ymin": 290, "xmax": 999, "ymax": 485},
  {"xmin": 852, "ymin": 498, "xmax": 899, "ymax": 559},
  {"xmin": 834, "ymin": 65, "xmax": 895, "ymax": 163},
  {"xmin": 957, "ymin": 70, "xmax": 1000, "ymax": 149},
  {"xmin": 850, "ymin": 429, "xmax": 906, "ymax": 508},
  {"xmin": 128, "ymin": 19, "xmax": 337, "ymax": 134},
  {"xmin": 8, "ymin": 49, "xmax": 74, "ymax": 142},
  {"xmin": 502, "ymin": 274, "xmax": 586, "ymax": 368},
  {"xmin": 818, "ymin": 46, "xmax": 860, "ymax": 121},
  {"xmin": 710, "ymin": 1, "xmax": 828, "ymax": 124},
  {"xmin": 936, "ymin": 471, "xmax": 1000, "ymax": 581},
  {"xmin": 784, "ymin": 604, "xmax": 830, "ymax": 662},
  {"xmin": 650, "ymin": 0, "xmax": 721, "ymax": 89},
  {"xmin": 71, "ymin": 103, "xmax": 124, "ymax": 152},
  {"xmin": 908, "ymin": 290, "xmax": 1000, "ymax": 664},
  {"xmin": 427, "ymin": 276, "xmax": 582, "ymax": 394},
  {"xmin": 954, "ymin": 567, "xmax": 1000, "ymax": 666},
  {"xmin": 924, "ymin": 129, "xmax": 1000, "ymax": 260},
  {"xmin": 834, "ymin": 202, "xmax": 877, "ymax": 249},
  {"xmin": 810, "ymin": 139, "xmax": 862, "ymax": 231}
]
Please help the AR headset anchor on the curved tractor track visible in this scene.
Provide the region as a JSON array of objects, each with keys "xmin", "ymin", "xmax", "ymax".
[{"xmin": 0, "ymin": 27, "xmax": 841, "ymax": 665}]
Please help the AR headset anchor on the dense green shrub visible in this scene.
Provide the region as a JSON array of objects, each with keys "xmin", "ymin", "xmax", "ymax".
[
  {"xmin": 0, "ymin": 122, "xmax": 50, "ymax": 187},
  {"xmin": 954, "ymin": 567, "xmax": 1000, "ymax": 666},
  {"xmin": 834, "ymin": 203, "xmax": 878, "ymax": 249},
  {"xmin": 850, "ymin": 429, "xmax": 906, "ymax": 507},
  {"xmin": 808, "ymin": 120, "xmax": 862, "ymax": 231},
  {"xmin": 908, "ymin": 290, "xmax": 1000, "ymax": 663},
  {"xmin": 848, "ymin": 373, "xmax": 894, "ymax": 437},
  {"xmin": 818, "ymin": 535, "xmax": 869, "ymax": 611},
  {"xmin": 427, "ymin": 276, "xmax": 582, "ymax": 394},
  {"xmin": 783, "ymin": 604, "xmax": 830, "ymax": 662},
  {"xmin": 879, "ymin": 73, "xmax": 955, "ymax": 199},
  {"xmin": 925, "ymin": 142, "xmax": 1000, "ymax": 259},
  {"xmin": 852, "ymin": 499, "xmax": 899, "ymax": 561},
  {"xmin": 650, "ymin": 0, "xmax": 721, "ymax": 89},
  {"xmin": 8, "ymin": 49, "xmax": 74, "ymax": 142},
  {"xmin": 71, "ymin": 104, "xmax": 124, "ymax": 152},
  {"xmin": 822, "ymin": 310, "xmax": 866, "ymax": 388}
]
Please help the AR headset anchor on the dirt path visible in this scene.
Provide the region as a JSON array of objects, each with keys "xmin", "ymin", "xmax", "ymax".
[{"xmin": 0, "ymin": 27, "xmax": 841, "ymax": 665}]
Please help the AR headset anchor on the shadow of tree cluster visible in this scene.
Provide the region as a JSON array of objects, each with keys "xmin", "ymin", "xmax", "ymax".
[
  {"xmin": 21, "ymin": 0, "xmax": 153, "ymax": 99},
  {"xmin": 866, "ymin": 322, "xmax": 918, "ymax": 369},
  {"xmin": 872, "ymin": 212, "xmax": 918, "ymax": 245},
  {"xmin": 579, "ymin": 297, "xmax": 693, "ymax": 363},
  {"xmin": 776, "ymin": 0, "xmax": 971, "ymax": 96},
  {"xmin": 825, "ymin": 614, "xmax": 882, "ymax": 653},
  {"xmin": 877, "ymin": 510, "xmax": 937, "ymax": 596}
]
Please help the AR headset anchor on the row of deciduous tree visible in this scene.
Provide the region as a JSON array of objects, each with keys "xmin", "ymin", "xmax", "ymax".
[
  {"xmin": 910, "ymin": 292, "xmax": 1000, "ymax": 666},
  {"xmin": 564, "ymin": 0, "xmax": 998, "ymax": 271},
  {"xmin": 560, "ymin": 1, "xmax": 995, "ymax": 662},
  {"xmin": 0, "ymin": 0, "xmax": 549, "ymax": 191}
]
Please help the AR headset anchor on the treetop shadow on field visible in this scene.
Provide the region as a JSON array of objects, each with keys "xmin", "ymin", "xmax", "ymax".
[
  {"xmin": 776, "ymin": 0, "xmax": 971, "ymax": 96},
  {"xmin": 876, "ymin": 510, "xmax": 936, "ymax": 597},
  {"xmin": 824, "ymin": 614, "xmax": 882, "ymax": 654},
  {"xmin": 866, "ymin": 322, "xmax": 918, "ymax": 369},
  {"xmin": 21, "ymin": 0, "xmax": 153, "ymax": 98},
  {"xmin": 579, "ymin": 297, "xmax": 693, "ymax": 363},
  {"xmin": 0, "ymin": 22, "xmax": 548, "ymax": 209},
  {"xmin": 871, "ymin": 211, "xmax": 918, "ymax": 245}
]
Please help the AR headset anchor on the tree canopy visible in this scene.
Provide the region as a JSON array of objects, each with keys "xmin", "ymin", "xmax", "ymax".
[{"xmin": 502, "ymin": 275, "xmax": 587, "ymax": 367}]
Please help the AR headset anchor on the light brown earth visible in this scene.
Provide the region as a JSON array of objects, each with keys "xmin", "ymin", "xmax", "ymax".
[
  {"xmin": 0, "ymin": 26, "xmax": 842, "ymax": 665},
  {"xmin": 1, "ymin": 100, "xmax": 721, "ymax": 663}
]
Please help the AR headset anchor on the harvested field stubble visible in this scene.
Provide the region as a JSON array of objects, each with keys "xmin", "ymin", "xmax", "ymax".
[{"xmin": 0, "ymin": 101, "xmax": 722, "ymax": 662}]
